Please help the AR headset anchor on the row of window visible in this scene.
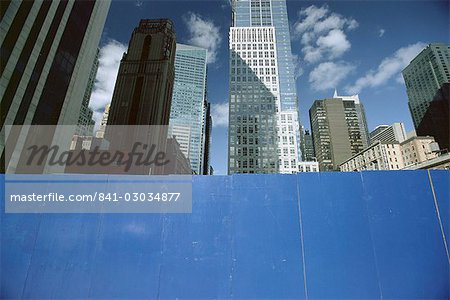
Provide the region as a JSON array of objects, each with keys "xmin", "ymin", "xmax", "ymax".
[
  {"xmin": 231, "ymin": 59, "xmax": 276, "ymax": 67},
  {"xmin": 230, "ymin": 29, "xmax": 274, "ymax": 43},
  {"xmin": 232, "ymin": 51, "xmax": 275, "ymax": 59},
  {"xmin": 230, "ymin": 159, "xmax": 277, "ymax": 170},
  {"xmin": 231, "ymin": 67, "xmax": 276, "ymax": 75},
  {"xmin": 231, "ymin": 76, "xmax": 277, "ymax": 83},
  {"xmin": 231, "ymin": 43, "xmax": 274, "ymax": 51},
  {"xmin": 278, "ymin": 148, "xmax": 296, "ymax": 156},
  {"xmin": 234, "ymin": 115, "xmax": 275, "ymax": 123},
  {"xmin": 279, "ymin": 159, "xmax": 297, "ymax": 168}
]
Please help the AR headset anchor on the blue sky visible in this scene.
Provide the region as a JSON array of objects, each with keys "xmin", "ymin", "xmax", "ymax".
[{"xmin": 89, "ymin": 0, "xmax": 449, "ymax": 175}]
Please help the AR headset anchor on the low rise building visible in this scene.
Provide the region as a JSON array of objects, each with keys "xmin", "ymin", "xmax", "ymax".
[
  {"xmin": 403, "ymin": 152, "xmax": 450, "ymax": 170},
  {"xmin": 298, "ymin": 161, "xmax": 319, "ymax": 172},
  {"xmin": 340, "ymin": 136, "xmax": 439, "ymax": 171},
  {"xmin": 400, "ymin": 136, "xmax": 438, "ymax": 167},
  {"xmin": 340, "ymin": 141, "xmax": 404, "ymax": 171}
]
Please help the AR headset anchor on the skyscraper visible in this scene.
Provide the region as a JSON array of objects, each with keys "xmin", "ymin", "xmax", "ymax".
[
  {"xmin": 76, "ymin": 49, "xmax": 99, "ymax": 136},
  {"xmin": 416, "ymin": 82, "xmax": 449, "ymax": 150},
  {"xmin": 369, "ymin": 125, "xmax": 390, "ymax": 140},
  {"xmin": 309, "ymin": 91, "xmax": 369, "ymax": 171},
  {"xmin": 202, "ymin": 100, "xmax": 212, "ymax": 175},
  {"xmin": 107, "ymin": 19, "xmax": 176, "ymax": 126},
  {"xmin": 103, "ymin": 19, "xmax": 176, "ymax": 175},
  {"xmin": 228, "ymin": 0, "xmax": 302, "ymax": 174},
  {"xmin": 402, "ymin": 43, "xmax": 450, "ymax": 128},
  {"xmin": 300, "ymin": 129, "xmax": 315, "ymax": 162},
  {"xmin": 95, "ymin": 104, "xmax": 110, "ymax": 138},
  {"xmin": 370, "ymin": 122, "xmax": 407, "ymax": 144},
  {"xmin": 169, "ymin": 44, "xmax": 208, "ymax": 175},
  {"xmin": 0, "ymin": 0, "xmax": 111, "ymax": 173}
]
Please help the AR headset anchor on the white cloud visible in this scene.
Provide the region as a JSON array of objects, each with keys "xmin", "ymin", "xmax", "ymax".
[
  {"xmin": 89, "ymin": 39, "xmax": 127, "ymax": 125},
  {"xmin": 345, "ymin": 42, "xmax": 426, "ymax": 94},
  {"xmin": 378, "ymin": 28, "xmax": 385, "ymax": 37},
  {"xmin": 211, "ymin": 102, "xmax": 228, "ymax": 127},
  {"xmin": 293, "ymin": 5, "xmax": 357, "ymax": 64},
  {"xmin": 347, "ymin": 19, "xmax": 359, "ymax": 30},
  {"xmin": 294, "ymin": 5, "xmax": 329, "ymax": 34},
  {"xmin": 184, "ymin": 12, "xmax": 222, "ymax": 64},
  {"xmin": 316, "ymin": 29, "xmax": 351, "ymax": 60},
  {"xmin": 309, "ymin": 61, "xmax": 355, "ymax": 91}
]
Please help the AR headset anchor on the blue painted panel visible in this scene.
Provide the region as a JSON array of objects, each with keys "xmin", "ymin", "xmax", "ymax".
[
  {"xmin": 87, "ymin": 214, "xmax": 163, "ymax": 298},
  {"xmin": 361, "ymin": 170, "xmax": 449, "ymax": 299},
  {"xmin": 1, "ymin": 213, "xmax": 41, "ymax": 299},
  {"xmin": 88, "ymin": 251, "xmax": 160, "ymax": 298},
  {"xmin": 297, "ymin": 172, "xmax": 381, "ymax": 299},
  {"xmin": 1, "ymin": 172, "xmax": 449, "ymax": 299},
  {"xmin": 158, "ymin": 176, "xmax": 233, "ymax": 298},
  {"xmin": 230, "ymin": 174, "xmax": 306, "ymax": 299},
  {"xmin": 21, "ymin": 214, "xmax": 101, "ymax": 298}
]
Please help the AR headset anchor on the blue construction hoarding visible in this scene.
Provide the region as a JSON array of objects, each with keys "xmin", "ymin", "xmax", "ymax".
[{"xmin": 1, "ymin": 170, "xmax": 449, "ymax": 298}]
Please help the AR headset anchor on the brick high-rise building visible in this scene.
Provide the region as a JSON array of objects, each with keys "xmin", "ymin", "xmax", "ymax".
[
  {"xmin": 104, "ymin": 19, "xmax": 177, "ymax": 175},
  {"xmin": 107, "ymin": 19, "xmax": 176, "ymax": 126}
]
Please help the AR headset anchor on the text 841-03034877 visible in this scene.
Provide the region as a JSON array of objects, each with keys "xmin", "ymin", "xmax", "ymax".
[{"xmin": 97, "ymin": 192, "xmax": 180, "ymax": 202}]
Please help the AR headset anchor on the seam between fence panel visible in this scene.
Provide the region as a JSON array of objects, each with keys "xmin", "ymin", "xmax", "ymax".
[{"xmin": 427, "ymin": 170, "xmax": 450, "ymax": 263}]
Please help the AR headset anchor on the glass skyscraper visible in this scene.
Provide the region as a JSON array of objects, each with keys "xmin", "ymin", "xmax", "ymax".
[
  {"xmin": 228, "ymin": 0, "xmax": 302, "ymax": 174},
  {"xmin": 0, "ymin": 0, "xmax": 110, "ymax": 173},
  {"xmin": 76, "ymin": 49, "xmax": 99, "ymax": 136},
  {"xmin": 169, "ymin": 44, "xmax": 209, "ymax": 175},
  {"xmin": 402, "ymin": 43, "xmax": 450, "ymax": 128}
]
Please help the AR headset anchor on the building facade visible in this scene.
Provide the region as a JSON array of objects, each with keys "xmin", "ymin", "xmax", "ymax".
[
  {"xmin": 169, "ymin": 44, "xmax": 208, "ymax": 175},
  {"xmin": 0, "ymin": 0, "xmax": 111, "ymax": 173},
  {"xmin": 228, "ymin": 0, "xmax": 302, "ymax": 174},
  {"xmin": 416, "ymin": 82, "xmax": 449, "ymax": 151},
  {"xmin": 298, "ymin": 161, "xmax": 319, "ymax": 172},
  {"xmin": 309, "ymin": 91, "xmax": 370, "ymax": 171},
  {"xmin": 370, "ymin": 122, "xmax": 407, "ymax": 144},
  {"xmin": 300, "ymin": 128, "xmax": 315, "ymax": 161},
  {"xmin": 369, "ymin": 125, "xmax": 390, "ymax": 140},
  {"xmin": 402, "ymin": 43, "xmax": 450, "ymax": 128},
  {"xmin": 164, "ymin": 138, "xmax": 193, "ymax": 174},
  {"xmin": 107, "ymin": 19, "xmax": 176, "ymax": 126},
  {"xmin": 95, "ymin": 103, "xmax": 110, "ymax": 138},
  {"xmin": 340, "ymin": 142, "xmax": 404, "ymax": 172},
  {"xmin": 76, "ymin": 48, "xmax": 99, "ymax": 136},
  {"xmin": 340, "ymin": 136, "xmax": 439, "ymax": 171},
  {"xmin": 400, "ymin": 136, "xmax": 438, "ymax": 168},
  {"xmin": 104, "ymin": 19, "xmax": 176, "ymax": 174},
  {"xmin": 202, "ymin": 100, "xmax": 212, "ymax": 175},
  {"xmin": 403, "ymin": 152, "xmax": 450, "ymax": 170}
]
